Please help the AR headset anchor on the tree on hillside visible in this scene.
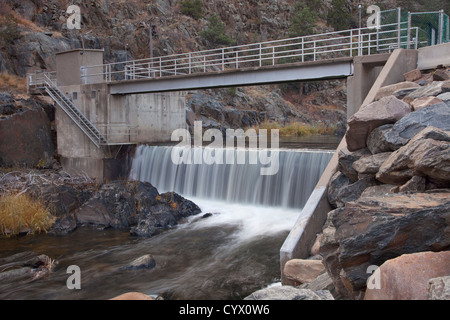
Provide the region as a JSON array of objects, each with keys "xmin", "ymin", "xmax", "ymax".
[
  {"xmin": 327, "ymin": 0, "xmax": 357, "ymax": 31},
  {"xmin": 289, "ymin": 1, "xmax": 319, "ymax": 37},
  {"xmin": 201, "ymin": 15, "xmax": 233, "ymax": 47}
]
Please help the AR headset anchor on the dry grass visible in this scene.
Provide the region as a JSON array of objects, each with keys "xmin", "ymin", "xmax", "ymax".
[
  {"xmin": 0, "ymin": 72, "xmax": 27, "ymax": 93},
  {"xmin": 254, "ymin": 120, "xmax": 336, "ymax": 137},
  {"xmin": 0, "ymin": 193, "xmax": 55, "ymax": 236}
]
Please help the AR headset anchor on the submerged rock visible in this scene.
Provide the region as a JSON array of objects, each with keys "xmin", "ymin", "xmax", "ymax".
[
  {"xmin": 122, "ymin": 254, "xmax": 156, "ymax": 270},
  {"xmin": 244, "ymin": 285, "xmax": 334, "ymax": 300}
]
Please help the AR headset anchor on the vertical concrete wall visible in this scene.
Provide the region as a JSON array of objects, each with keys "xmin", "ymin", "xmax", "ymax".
[
  {"xmin": 346, "ymin": 54, "xmax": 390, "ymax": 118},
  {"xmin": 56, "ymin": 82, "xmax": 186, "ymax": 181}
]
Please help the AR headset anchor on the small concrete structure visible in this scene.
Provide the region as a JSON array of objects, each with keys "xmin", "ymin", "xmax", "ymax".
[{"xmin": 55, "ymin": 49, "xmax": 186, "ymax": 181}]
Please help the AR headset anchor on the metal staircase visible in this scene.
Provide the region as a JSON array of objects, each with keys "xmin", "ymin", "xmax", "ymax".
[{"xmin": 42, "ymin": 74, "xmax": 107, "ymax": 148}]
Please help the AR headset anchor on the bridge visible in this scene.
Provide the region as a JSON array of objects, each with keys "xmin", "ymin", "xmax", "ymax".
[{"xmin": 26, "ymin": 7, "xmax": 449, "ymax": 180}]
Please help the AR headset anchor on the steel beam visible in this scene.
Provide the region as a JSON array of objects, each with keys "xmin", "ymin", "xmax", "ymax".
[{"xmin": 109, "ymin": 58, "xmax": 354, "ymax": 95}]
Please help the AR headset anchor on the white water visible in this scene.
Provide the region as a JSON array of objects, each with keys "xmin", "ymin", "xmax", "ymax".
[{"xmin": 129, "ymin": 145, "xmax": 334, "ymax": 209}]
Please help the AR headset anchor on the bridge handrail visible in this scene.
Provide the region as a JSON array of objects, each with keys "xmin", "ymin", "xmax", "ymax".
[{"xmin": 80, "ymin": 23, "xmax": 420, "ymax": 83}]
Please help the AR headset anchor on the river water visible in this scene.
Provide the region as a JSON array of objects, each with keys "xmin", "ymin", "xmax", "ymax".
[{"xmin": 0, "ymin": 135, "xmax": 339, "ymax": 300}]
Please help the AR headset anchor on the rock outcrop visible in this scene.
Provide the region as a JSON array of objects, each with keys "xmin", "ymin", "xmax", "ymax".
[
  {"xmin": 319, "ymin": 67, "xmax": 450, "ymax": 300},
  {"xmin": 74, "ymin": 180, "xmax": 201, "ymax": 237}
]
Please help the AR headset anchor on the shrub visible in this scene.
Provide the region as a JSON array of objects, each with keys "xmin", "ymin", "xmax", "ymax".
[
  {"xmin": 201, "ymin": 14, "xmax": 233, "ymax": 47},
  {"xmin": 181, "ymin": 0, "xmax": 203, "ymax": 20},
  {"xmin": 255, "ymin": 121, "xmax": 336, "ymax": 136},
  {"xmin": 0, "ymin": 193, "xmax": 55, "ymax": 236},
  {"xmin": 0, "ymin": 14, "xmax": 21, "ymax": 45},
  {"xmin": 0, "ymin": 72, "xmax": 27, "ymax": 93}
]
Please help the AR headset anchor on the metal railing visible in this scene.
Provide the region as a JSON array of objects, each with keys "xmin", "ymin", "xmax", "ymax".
[{"xmin": 79, "ymin": 23, "xmax": 423, "ymax": 84}]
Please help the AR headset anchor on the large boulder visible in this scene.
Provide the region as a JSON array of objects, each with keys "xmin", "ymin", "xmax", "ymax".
[
  {"xmin": 282, "ymin": 259, "xmax": 325, "ymax": 286},
  {"xmin": 383, "ymin": 102, "xmax": 450, "ymax": 150},
  {"xmin": 374, "ymin": 82, "xmax": 420, "ymax": 101},
  {"xmin": 376, "ymin": 127, "xmax": 450, "ymax": 186},
  {"xmin": 346, "ymin": 96, "xmax": 411, "ymax": 151},
  {"xmin": 364, "ymin": 251, "xmax": 450, "ymax": 300},
  {"xmin": 75, "ymin": 181, "xmax": 201, "ymax": 236},
  {"xmin": 320, "ymin": 192, "xmax": 450, "ymax": 299}
]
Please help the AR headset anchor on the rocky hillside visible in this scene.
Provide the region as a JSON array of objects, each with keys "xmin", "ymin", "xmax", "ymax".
[{"xmin": 0, "ymin": 0, "xmax": 367, "ymax": 136}]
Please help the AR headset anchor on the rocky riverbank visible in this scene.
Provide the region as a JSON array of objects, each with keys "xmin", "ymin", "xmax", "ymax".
[
  {"xmin": 0, "ymin": 169, "xmax": 202, "ymax": 237},
  {"xmin": 274, "ymin": 67, "xmax": 450, "ymax": 300}
]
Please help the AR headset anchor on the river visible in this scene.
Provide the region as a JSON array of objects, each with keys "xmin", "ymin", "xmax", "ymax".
[{"xmin": 0, "ymin": 135, "xmax": 340, "ymax": 300}]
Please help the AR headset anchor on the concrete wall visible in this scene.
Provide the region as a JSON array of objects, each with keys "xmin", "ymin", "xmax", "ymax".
[
  {"xmin": 56, "ymin": 82, "xmax": 186, "ymax": 181},
  {"xmin": 280, "ymin": 49, "xmax": 420, "ymax": 277},
  {"xmin": 417, "ymin": 42, "xmax": 450, "ymax": 70},
  {"xmin": 109, "ymin": 91, "xmax": 187, "ymax": 143},
  {"xmin": 347, "ymin": 54, "xmax": 390, "ymax": 118}
]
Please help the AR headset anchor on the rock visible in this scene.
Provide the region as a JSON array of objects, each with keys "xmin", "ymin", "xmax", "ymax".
[
  {"xmin": 333, "ymin": 177, "xmax": 378, "ymax": 208},
  {"xmin": 398, "ymin": 176, "xmax": 426, "ymax": 193},
  {"xmin": 410, "ymin": 96, "xmax": 443, "ymax": 111},
  {"xmin": 282, "ymin": 259, "xmax": 325, "ymax": 286},
  {"xmin": 337, "ymin": 147, "xmax": 372, "ymax": 182},
  {"xmin": 320, "ymin": 192, "xmax": 450, "ymax": 299},
  {"xmin": 352, "ymin": 152, "xmax": 391, "ymax": 175},
  {"xmin": 299, "ymin": 272, "xmax": 337, "ymax": 298},
  {"xmin": 393, "ymin": 88, "xmax": 421, "ymax": 100},
  {"xmin": 110, "ymin": 292, "xmax": 153, "ymax": 300},
  {"xmin": 122, "ymin": 254, "xmax": 156, "ymax": 270},
  {"xmin": 310, "ymin": 233, "xmax": 323, "ymax": 256},
  {"xmin": 0, "ymin": 107, "xmax": 54, "ymax": 167},
  {"xmin": 407, "ymin": 81, "xmax": 450, "ymax": 99},
  {"xmin": 437, "ymin": 92, "xmax": 450, "ymax": 102},
  {"xmin": 346, "ymin": 96, "xmax": 411, "ymax": 151},
  {"xmin": 374, "ymin": 82, "xmax": 420, "ymax": 101},
  {"xmin": 75, "ymin": 181, "xmax": 201, "ymax": 236},
  {"xmin": 428, "ymin": 276, "xmax": 450, "ymax": 300},
  {"xmin": 433, "ymin": 70, "xmax": 449, "ymax": 81},
  {"xmin": 377, "ymin": 127, "xmax": 450, "ymax": 186},
  {"xmin": 327, "ymin": 171, "xmax": 350, "ymax": 208},
  {"xmin": 383, "ymin": 102, "xmax": 450, "ymax": 150},
  {"xmin": 244, "ymin": 285, "xmax": 334, "ymax": 300},
  {"xmin": 364, "ymin": 251, "xmax": 450, "ymax": 300},
  {"xmin": 403, "ymin": 69, "xmax": 422, "ymax": 82},
  {"xmin": 366, "ymin": 124, "xmax": 393, "ymax": 154},
  {"xmin": 359, "ymin": 184, "xmax": 396, "ymax": 198}
]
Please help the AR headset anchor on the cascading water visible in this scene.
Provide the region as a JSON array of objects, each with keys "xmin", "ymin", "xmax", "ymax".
[{"xmin": 129, "ymin": 145, "xmax": 333, "ymax": 209}]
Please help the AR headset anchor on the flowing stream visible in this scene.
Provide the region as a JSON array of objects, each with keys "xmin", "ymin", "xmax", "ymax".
[{"xmin": 0, "ymin": 137, "xmax": 336, "ymax": 300}]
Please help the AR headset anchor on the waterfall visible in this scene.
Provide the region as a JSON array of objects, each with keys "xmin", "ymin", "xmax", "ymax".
[{"xmin": 129, "ymin": 145, "xmax": 333, "ymax": 209}]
